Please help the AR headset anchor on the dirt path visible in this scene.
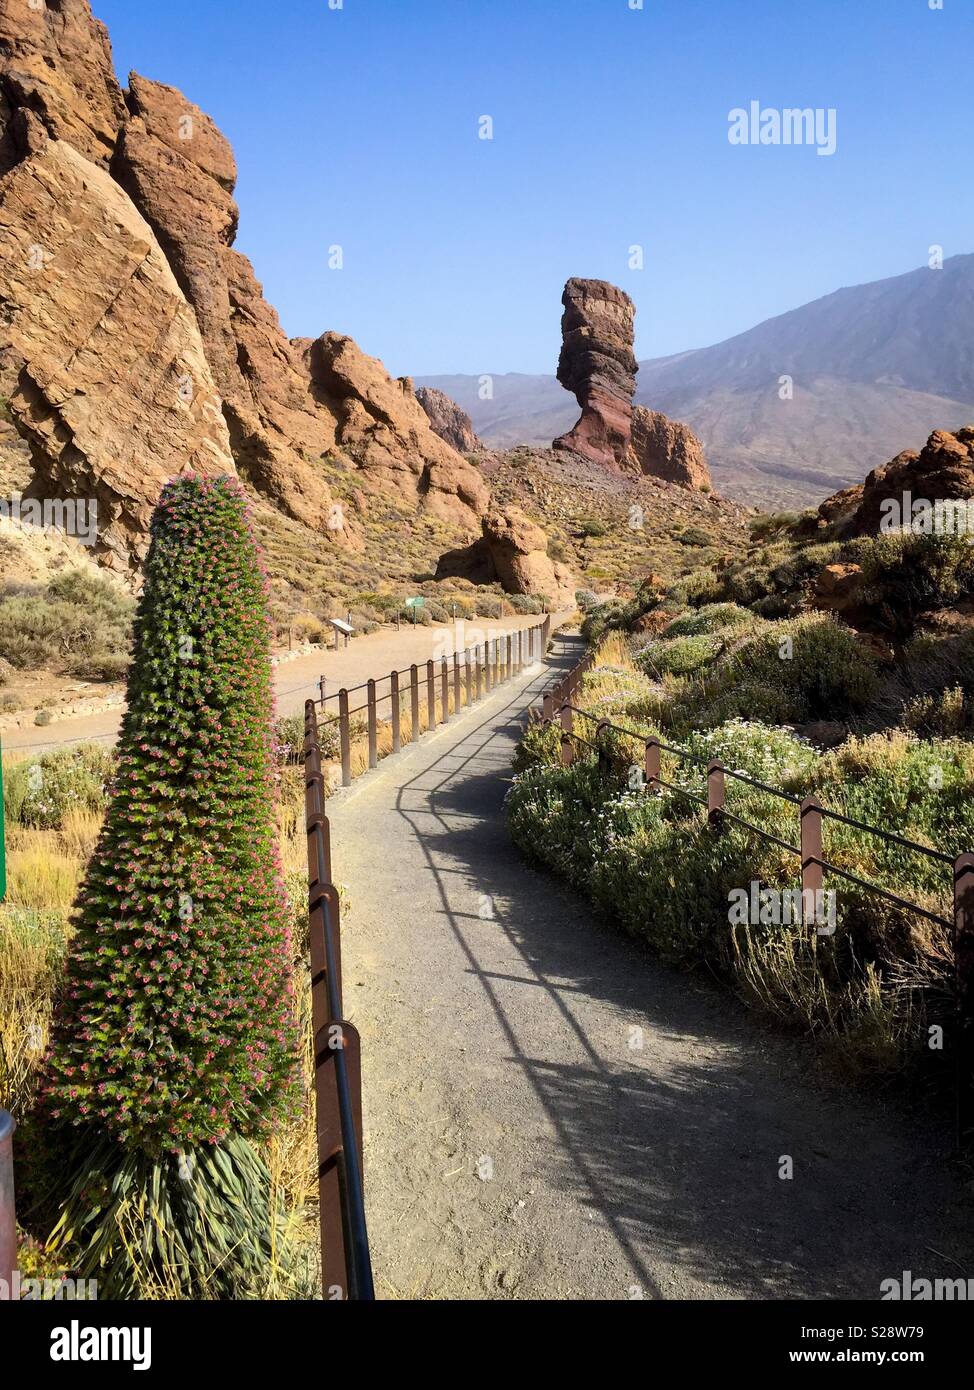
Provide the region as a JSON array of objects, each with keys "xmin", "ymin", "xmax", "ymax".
[
  {"xmin": 333, "ymin": 633, "xmax": 974, "ymax": 1300},
  {"xmin": 1, "ymin": 614, "xmax": 543, "ymax": 755}
]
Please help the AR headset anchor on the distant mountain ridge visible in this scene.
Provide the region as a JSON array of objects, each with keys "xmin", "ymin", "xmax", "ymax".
[{"xmin": 417, "ymin": 256, "xmax": 974, "ymax": 509}]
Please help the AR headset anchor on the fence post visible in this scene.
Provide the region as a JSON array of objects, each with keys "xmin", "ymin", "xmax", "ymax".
[
  {"xmin": 800, "ymin": 797, "xmax": 823, "ymax": 936},
  {"xmin": 506, "ymin": 633, "xmax": 513, "ymax": 682},
  {"xmin": 542, "ymin": 691, "xmax": 554, "ymax": 722},
  {"xmin": 367, "ymin": 679, "xmax": 377, "ymax": 769},
  {"xmin": 426, "ymin": 660, "xmax": 436, "ymax": 731},
  {"xmin": 0, "ymin": 1111, "xmax": 15, "ymax": 1301},
  {"xmin": 319, "ymin": 674, "xmax": 327, "ymax": 708},
  {"xmin": 465, "ymin": 650, "xmax": 472, "ymax": 706},
  {"xmin": 560, "ymin": 702, "xmax": 573, "ymax": 769},
  {"xmin": 484, "ymin": 640, "xmax": 491, "ymax": 692},
  {"xmin": 954, "ymin": 853, "xmax": 974, "ymax": 1143},
  {"xmin": 645, "ymin": 737, "xmax": 661, "ymax": 795},
  {"xmin": 475, "ymin": 646, "xmax": 483, "ymax": 700},
  {"xmin": 707, "ymin": 759, "xmax": 725, "ymax": 830},
  {"xmin": 339, "ymin": 688, "xmax": 351, "ymax": 788},
  {"xmin": 390, "ymin": 670, "xmax": 401, "ymax": 754},
  {"xmin": 453, "ymin": 652, "xmax": 462, "ymax": 713},
  {"xmin": 410, "ymin": 664, "xmax": 420, "ymax": 744},
  {"xmin": 440, "ymin": 657, "xmax": 449, "ymax": 722},
  {"xmin": 595, "ymin": 718, "xmax": 610, "ymax": 777}
]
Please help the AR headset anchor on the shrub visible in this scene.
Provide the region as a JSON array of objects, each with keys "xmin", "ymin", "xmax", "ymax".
[
  {"xmin": 635, "ymin": 633, "xmax": 721, "ymax": 679},
  {"xmin": 43, "ymin": 475, "xmax": 298, "ymax": 1296},
  {"xmin": 0, "ymin": 571, "xmax": 133, "ymax": 675},
  {"xmin": 474, "ymin": 595, "xmax": 504, "ymax": 619},
  {"xmin": 661, "ymin": 603, "xmax": 756, "ymax": 638},
  {"xmin": 508, "ymin": 593, "xmax": 544, "ymax": 615},
  {"xmin": 575, "ymin": 589, "xmax": 598, "ymax": 612},
  {"xmin": 3, "ymin": 744, "xmax": 115, "ymax": 830}
]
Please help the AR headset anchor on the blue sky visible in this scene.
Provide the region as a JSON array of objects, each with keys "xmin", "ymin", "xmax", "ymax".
[{"xmin": 96, "ymin": 0, "xmax": 973, "ymax": 375}]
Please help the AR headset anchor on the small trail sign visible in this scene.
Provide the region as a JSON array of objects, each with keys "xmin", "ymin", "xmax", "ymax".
[{"xmin": 404, "ymin": 596, "xmax": 424, "ymax": 609}]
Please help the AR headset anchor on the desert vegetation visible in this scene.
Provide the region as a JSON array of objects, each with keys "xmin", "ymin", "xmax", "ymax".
[{"xmin": 508, "ymin": 508, "xmax": 974, "ymax": 1093}]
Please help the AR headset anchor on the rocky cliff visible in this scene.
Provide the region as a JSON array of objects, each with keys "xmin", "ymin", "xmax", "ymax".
[
  {"xmin": 0, "ymin": 0, "xmax": 485, "ymax": 573},
  {"xmin": 416, "ymin": 386, "xmax": 481, "ymax": 453}
]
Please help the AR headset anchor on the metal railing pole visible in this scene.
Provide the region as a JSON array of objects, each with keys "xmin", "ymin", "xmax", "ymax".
[
  {"xmin": 440, "ymin": 657, "xmax": 449, "ymax": 722},
  {"xmin": 0, "ymin": 1111, "xmax": 15, "ymax": 1301},
  {"xmin": 645, "ymin": 737, "xmax": 661, "ymax": 795},
  {"xmin": 426, "ymin": 660, "xmax": 436, "ymax": 731},
  {"xmin": 390, "ymin": 670, "xmax": 401, "ymax": 754},
  {"xmin": 707, "ymin": 759, "xmax": 725, "ymax": 830},
  {"xmin": 367, "ymin": 679, "xmax": 377, "ymax": 769},
  {"xmin": 800, "ymin": 797, "xmax": 823, "ymax": 936},
  {"xmin": 410, "ymin": 664, "xmax": 420, "ymax": 743},
  {"xmin": 339, "ymin": 688, "xmax": 351, "ymax": 788}
]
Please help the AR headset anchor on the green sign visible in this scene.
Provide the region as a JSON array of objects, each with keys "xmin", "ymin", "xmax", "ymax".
[
  {"xmin": 0, "ymin": 739, "xmax": 6, "ymax": 902},
  {"xmin": 404, "ymin": 596, "xmax": 425, "ymax": 609}
]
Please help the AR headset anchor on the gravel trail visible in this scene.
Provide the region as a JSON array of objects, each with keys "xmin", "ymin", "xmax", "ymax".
[{"xmin": 330, "ymin": 633, "xmax": 974, "ymax": 1301}]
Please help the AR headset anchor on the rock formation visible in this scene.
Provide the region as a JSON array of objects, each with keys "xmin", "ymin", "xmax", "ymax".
[
  {"xmin": 552, "ymin": 278, "xmax": 638, "ymax": 469},
  {"xmin": 0, "ymin": 0, "xmax": 486, "ymax": 572},
  {"xmin": 0, "ymin": 109, "xmax": 233, "ymax": 571},
  {"xmin": 0, "ymin": 0, "xmax": 127, "ymax": 171},
  {"xmin": 435, "ymin": 504, "xmax": 575, "ymax": 608},
  {"xmin": 415, "ymin": 386, "xmax": 481, "ymax": 453},
  {"xmin": 627, "ymin": 406, "xmax": 712, "ymax": 490},
  {"xmin": 818, "ymin": 427, "xmax": 974, "ymax": 536},
  {"xmin": 305, "ymin": 337, "xmax": 489, "ymax": 528}
]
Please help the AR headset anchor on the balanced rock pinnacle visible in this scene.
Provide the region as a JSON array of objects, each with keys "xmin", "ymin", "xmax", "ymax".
[{"xmin": 552, "ymin": 277, "xmax": 638, "ymax": 469}]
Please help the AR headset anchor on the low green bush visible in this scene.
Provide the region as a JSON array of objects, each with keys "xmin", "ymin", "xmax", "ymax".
[
  {"xmin": 0, "ymin": 571, "xmax": 133, "ymax": 676},
  {"xmin": 3, "ymin": 744, "xmax": 115, "ymax": 830}
]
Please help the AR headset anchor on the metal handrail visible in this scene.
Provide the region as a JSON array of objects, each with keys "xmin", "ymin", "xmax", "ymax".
[
  {"xmin": 304, "ymin": 701, "xmax": 375, "ymax": 1300},
  {"xmin": 558, "ymin": 702, "xmax": 953, "ymax": 869}
]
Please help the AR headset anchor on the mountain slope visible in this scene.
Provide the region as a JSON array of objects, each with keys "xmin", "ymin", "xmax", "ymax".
[{"xmin": 419, "ymin": 257, "xmax": 974, "ymax": 509}]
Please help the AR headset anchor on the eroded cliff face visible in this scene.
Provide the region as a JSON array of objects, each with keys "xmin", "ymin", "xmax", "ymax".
[
  {"xmin": 0, "ymin": 0, "xmax": 485, "ymax": 573},
  {"xmin": 416, "ymin": 386, "xmax": 481, "ymax": 453},
  {"xmin": 0, "ymin": 109, "xmax": 234, "ymax": 571},
  {"xmin": 627, "ymin": 406, "xmax": 713, "ymax": 491}
]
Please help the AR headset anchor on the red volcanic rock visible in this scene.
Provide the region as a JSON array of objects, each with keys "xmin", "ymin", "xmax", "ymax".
[
  {"xmin": 818, "ymin": 427, "xmax": 974, "ymax": 536},
  {"xmin": 627, "ymin": 406, "xmax": 712, "ymax": 491},
  {"xmin": 415, "ymin": 386, "xmax": 481, "ymax": 453},
  {"xmin": 552, "ymin": 278, "xmax": 637, "ymax": 469}
]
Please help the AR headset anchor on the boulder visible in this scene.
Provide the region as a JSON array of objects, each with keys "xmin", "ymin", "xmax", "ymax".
[
  {"xmin": 552, "ymin": 278, "xmax": 637, "ymax": 469},
  {"xmin": 415, "ymin": 385, "xmax": 481, "ymax": 452},
  {"xmin": 436, "ymin": 504, "xmax": 576, "ymax": 607},
  {"xmin": 627, "ymin": 406, "xmax": 712, "ymax": 490},
  {"xmin": 813, "ymin": 563, "xmax": 864, "ymax": 615}
]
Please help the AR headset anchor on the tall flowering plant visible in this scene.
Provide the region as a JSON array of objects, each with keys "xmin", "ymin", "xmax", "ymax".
[{"xmin": 44, "ymin": 476, "xmax": 299, "ymax": 1294}]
